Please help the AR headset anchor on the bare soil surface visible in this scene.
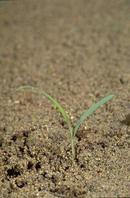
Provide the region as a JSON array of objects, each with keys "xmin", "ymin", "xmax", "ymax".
[{"xmin": 0, "ymin": 0, "xmax": 130, "ymax": 197}]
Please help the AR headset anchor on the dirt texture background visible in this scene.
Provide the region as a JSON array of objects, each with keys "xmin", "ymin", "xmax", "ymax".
[{"xmin": 0, "ymin": 0, "xmax": 130, "ymax": 197}]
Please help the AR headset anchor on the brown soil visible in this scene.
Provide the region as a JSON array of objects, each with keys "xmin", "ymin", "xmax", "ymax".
[{"xmin": 0, "ymin": 0, "xmax": 130, "ymax": 197}]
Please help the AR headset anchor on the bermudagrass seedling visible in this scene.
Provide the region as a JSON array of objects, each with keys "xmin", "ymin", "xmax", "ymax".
[{"xmin": 17, "ymin": 86, "xmax": 113, "ymax": 160}]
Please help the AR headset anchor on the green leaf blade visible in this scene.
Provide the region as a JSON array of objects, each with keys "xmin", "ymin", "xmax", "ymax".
[
  {"xmin": 73, "ymin": 95, "xmax": 114, "ymax": 136},
  {"xmin": 16, "ymin": 86, "xmax": 71, "ymax": 128}
]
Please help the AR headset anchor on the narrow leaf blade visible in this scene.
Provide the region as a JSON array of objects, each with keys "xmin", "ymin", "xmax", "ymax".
[
  {"xmin": 73, "ymin": 95, "xmax": 114, "ymax": 136},
  {"xmin": 16, "ymin": 86, "xmax": 70, "ymax": 125}
]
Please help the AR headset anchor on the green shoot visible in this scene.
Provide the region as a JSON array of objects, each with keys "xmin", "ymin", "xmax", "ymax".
[
  {"xmin": 73, "ymin": 95, "xmax": 113, "ymax": 136},
  {"xmin": 16, "ymin": 86, "xmax": 113, "ymax": 160}
]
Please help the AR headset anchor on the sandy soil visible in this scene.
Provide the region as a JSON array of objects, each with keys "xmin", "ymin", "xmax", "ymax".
[{"xmin": 0, "ymin": 0, "xmax": 130, "ymax": 197}]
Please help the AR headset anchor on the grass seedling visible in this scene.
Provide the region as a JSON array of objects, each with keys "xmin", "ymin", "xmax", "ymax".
[{"xmin": 17, "ymin": 86, "xmax": 113, "ymax": 160}]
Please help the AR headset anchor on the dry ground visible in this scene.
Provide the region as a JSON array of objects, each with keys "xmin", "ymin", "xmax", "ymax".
[{"xmin": 0, "ymin": 0, "xmax": 130, "ymax": 197}]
